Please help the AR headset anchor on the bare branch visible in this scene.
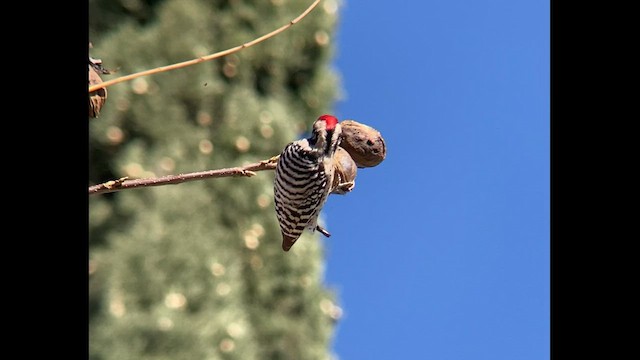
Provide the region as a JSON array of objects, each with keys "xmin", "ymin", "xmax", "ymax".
[
  {"xmin": 88, "ymin": 0, "xmax": 322, "ymax": 93},
  {"xmin": 89, "ymin": 156, "xmax": 279, "ymax": 196}
]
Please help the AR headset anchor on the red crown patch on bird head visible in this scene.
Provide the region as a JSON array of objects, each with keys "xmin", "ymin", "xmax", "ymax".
[{"xmin": 318, "ymin": 114, "xmax": 339, "ymax": 130}]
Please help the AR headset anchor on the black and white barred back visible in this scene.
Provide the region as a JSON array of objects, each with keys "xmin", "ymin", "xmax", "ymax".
[
  {"xmin": 274, "ymin": 114, "xmax": 342, "ymax": 251},
  {"xmin": 274, "ymin": 139, "xmax": 333, "ymax": 250}
]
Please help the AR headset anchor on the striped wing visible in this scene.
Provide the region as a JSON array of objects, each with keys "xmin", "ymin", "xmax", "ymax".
[{"xmin": 274, "ymin": 142, "xmax": 330, "ymax": 251}]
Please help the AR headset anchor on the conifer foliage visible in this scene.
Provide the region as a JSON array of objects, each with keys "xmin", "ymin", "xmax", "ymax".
[{"xmin": 89, "ymin": 1, "xmax": 343, "ymax": 359}]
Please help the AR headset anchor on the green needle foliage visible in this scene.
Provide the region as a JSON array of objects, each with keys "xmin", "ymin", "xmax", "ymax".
[{"xmin": 89, "ymin": 1, "xmax": 343, "ymax": 359}]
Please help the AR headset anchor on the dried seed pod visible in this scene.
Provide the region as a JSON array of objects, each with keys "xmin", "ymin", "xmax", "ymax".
[
  {"xmin": 331, "ymin": 147, "xmax": 357, "ymax": 194},
  {"xmin": 339, "ymin": 120, "xmax": 386, "ymax": 168},
  {"xmin": 89, "ymin": 62, "xmax": 107, "ymax": 118}
]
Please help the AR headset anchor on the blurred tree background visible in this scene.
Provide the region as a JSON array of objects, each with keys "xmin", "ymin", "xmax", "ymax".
[{"xmin": 89, "ymin": 0, "xmax": 343, "ymax": 359}]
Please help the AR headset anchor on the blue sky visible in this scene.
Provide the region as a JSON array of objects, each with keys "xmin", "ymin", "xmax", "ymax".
[{"xmin": 322, "ymin": 1, "xmax": 549, "ymax": 359}]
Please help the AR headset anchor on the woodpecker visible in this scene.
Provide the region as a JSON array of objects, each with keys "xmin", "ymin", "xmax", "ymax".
[{"xmin": 274, "ymin": 114, "xmax": 342, "ymax": 251}]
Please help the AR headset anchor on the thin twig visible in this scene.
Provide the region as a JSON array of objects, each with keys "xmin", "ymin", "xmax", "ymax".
[
  {"xmin": 89, "ymin": 0, "xmax": 322, "ymax": 93},
  {"xmin": 89, "ymin": 156, "xmax": 279, "ymax": 196}
]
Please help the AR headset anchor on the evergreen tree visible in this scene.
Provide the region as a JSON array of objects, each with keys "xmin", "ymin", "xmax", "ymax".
[{"xmin": 89, "ymin": 1, "xmax": 343, "ymax": 359}]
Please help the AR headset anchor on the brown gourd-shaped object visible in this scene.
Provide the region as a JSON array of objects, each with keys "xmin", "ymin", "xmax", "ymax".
[
  {"xmin": 338, "ymin": 120, "xmax": 386, "ymax": 168},
  {"xmin": 329, "ymin": 119, "xmax": 386, "ymax": 195}
]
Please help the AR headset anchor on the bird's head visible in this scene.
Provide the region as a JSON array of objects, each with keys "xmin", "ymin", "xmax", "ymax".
[{"xmin": 311, "ymin": 114, "xmax": 342, "ymax": 156}]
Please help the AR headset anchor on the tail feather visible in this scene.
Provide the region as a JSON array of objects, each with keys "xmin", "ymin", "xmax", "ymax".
[{"xmin": 282, "ymin": 234, "xmax": 299, "ymax": 252}]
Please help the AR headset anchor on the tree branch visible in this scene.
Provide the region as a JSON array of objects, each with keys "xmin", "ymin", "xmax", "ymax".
[
  {"xmin": 89, "ymin": 156, "xmax": 279, "ymax": 196},
  {"xmin": 89, "ymin": 0, "xmax": 322, "ymax": 93}
]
